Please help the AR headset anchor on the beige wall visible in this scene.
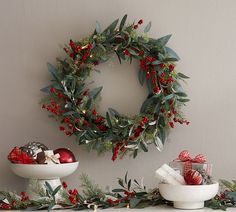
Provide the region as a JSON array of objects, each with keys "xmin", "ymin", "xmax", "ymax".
[{"xmin": 1, "ymin": 0, "xmax": 236, "ymax": 191}]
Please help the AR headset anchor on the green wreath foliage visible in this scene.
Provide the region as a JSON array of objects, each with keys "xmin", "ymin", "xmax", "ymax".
[{"xmin": 41, "ymin": 15, "xmax": 189, "ymax": 160}]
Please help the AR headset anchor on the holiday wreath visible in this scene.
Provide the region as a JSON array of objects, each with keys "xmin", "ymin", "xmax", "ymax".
[{"xmin": 41, "ymin": 15, "xmax": 189, "ymax": 160}]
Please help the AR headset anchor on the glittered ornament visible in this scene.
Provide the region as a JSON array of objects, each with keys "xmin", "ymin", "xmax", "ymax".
[
  {"xmin": 54, "ymin": 148, "xmax": 76, "ymax": 163},
  {"xmin": 178, "ymin": 150, "xmax": 191, "ymax": 162},
  {"xmin": 184, "ymin": 169, "xmax": 203, "ymax": 185},
  {"xmin": 20, "ymin": 142, "xmax": 49, "ymax": 159}
]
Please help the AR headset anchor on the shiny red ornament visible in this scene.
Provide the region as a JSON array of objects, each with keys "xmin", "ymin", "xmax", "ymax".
[
  {"xmin": 178, "ymin": 150, "xmax": 191, "ymax": 162},
  {"xmin": 184, "ymin": 169, "xmax": 203, "ymax": 185},
  {"xmin": 54, "ymin": 148, "xmax": 76, "ymax": 163}
]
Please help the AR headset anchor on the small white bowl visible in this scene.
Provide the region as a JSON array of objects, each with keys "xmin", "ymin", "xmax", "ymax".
[
  {"xmin": 159, "ymin": 182, "xmax": 219, "ymax": 209},
  {"xmin": 10, "ymin": 162, "xmax": 79, "ymax": 179}
]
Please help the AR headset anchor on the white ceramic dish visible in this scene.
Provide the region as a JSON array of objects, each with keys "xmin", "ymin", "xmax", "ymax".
[
  {"xmin": 159, "ymin": 182, "xmax": 219, "ymax": 209},
  {"xmin": 10, "ymin": 162, "xmax": 79, "ymax": 200}
]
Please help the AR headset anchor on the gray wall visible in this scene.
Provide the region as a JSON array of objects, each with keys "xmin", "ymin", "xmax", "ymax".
[{"xmin": 0, "ymin": 0, "xmax": 236, "ymax": 191}]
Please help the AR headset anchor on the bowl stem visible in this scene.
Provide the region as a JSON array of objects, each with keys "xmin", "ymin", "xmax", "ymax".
[{"xmin": 174, "ymin": 201, "xmax": 204, "ymax": 209}]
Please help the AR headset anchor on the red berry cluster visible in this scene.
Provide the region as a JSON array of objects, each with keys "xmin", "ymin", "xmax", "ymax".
[
  {"xmin": 106, "ymin": 190, "xmax": 136, "ymax": 206},
  {"xmin": 134, "ymin": 19, "xmax": 143, "ymax": 29},
  {"xmin": 20, "ymin": 192, "xmax": 29, "ymax": 202},
  {"xmin": 112, "ymin": 142, "xmax": 127, "ymax": 161},
  {"xmin": 64, "ymin": 40, "xmax": 98, "ymax": 66},
  {"xmin": 0, "ymin": 203, "xmax": 11, "ymax": 209},
  {"xmin": 106, "ymin": 198, "xmax": 120, "ymax": 205},
  {"xmin": 68, "ymin": 188, "xmax": 79, "ymax": 204},
  {"xmin": 62, "ymin": 181, "xmax": 79, "ymax": 205}
]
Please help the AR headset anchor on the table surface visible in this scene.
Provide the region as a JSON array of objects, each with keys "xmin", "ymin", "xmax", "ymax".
[{"xmin": 4, "ymin": 205, "xmax": 236, "ymax": 212}]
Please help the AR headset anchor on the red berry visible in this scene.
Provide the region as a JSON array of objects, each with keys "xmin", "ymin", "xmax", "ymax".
[
  {"xmin": 65, "ymin": 131, "xmax": 72, "ymax": 136},
  {"xmin": 159, "ymin": 63, "xmax": 165, "ymax": 69},
  {"xmin": 134, "ymin": 24, "xmax": 138, "ymax": 29},
  {"xmin": 50, "ymin": 87, "xmax": 56, "ymax": 93},
  {"xmin": 146, "ymin": 72, "xmax": 151, "ymax": 79},
  {"xmin": 59, "ymin": 126, "xmax": 65, "ymax": 131},
  {"xmin": 169, "ymin": 64, "xmax": 175, "ymax": 71},
  {"xmin": 123, "ymin": 49, "xmax": 131, "ymax": 56},
  {"xmin": 69, "ymin": 39, "xmax": 75, "ymax": 49},
  {"xmin": 169, "ymin": 122, "xmax": 174, "ymax": 128},
  {"xmin": 138, "ymin": 19, "xmax": 143, "ymax": 25},
  {"xmin": 87, "ymin": 43, "xmax": 93, "ymax": 50},
  {"xmin": 58, "ymin": 92, "xmax": 63, "ymax": 98},
  {"xmin": 153, "ymin": 87, "xmax": 160, "ymax": 94},
  {"xmin": 142, "ymin": 117, "xmax": 149, "ymax": 124},
  {"xmin": 62, "ymin": 181, "xmax": 68, "ymax": 189}
]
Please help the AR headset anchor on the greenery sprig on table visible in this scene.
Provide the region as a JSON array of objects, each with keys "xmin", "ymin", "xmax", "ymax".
[
  {"xmin": 41, "ymin": 15, "xmax": 190, "ymax": 161},
  {"xmin": 0, "ymin": 173, "xmax": 236, "ymax": 211}
]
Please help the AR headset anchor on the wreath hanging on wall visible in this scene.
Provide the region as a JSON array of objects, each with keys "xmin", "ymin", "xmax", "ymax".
[{"xmin": 41, "ymin": 15, "xmax": 190, "ymax": 161}]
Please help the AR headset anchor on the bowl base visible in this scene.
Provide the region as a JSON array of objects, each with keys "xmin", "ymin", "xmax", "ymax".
[
  {"xmin": 28, "ymin": 178, "xmax": 62, "ymax": 200},
  {"xmin": 174, "ymin": 201, "xmax": 204, "ymax": 209}
]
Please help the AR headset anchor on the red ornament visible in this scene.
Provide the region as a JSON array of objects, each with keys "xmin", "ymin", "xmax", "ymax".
[
  {"xmin": 178, "ymin": 150, "xmax": 191, "ymax": 162},
  {"xmin": 8, "ymin": 147, "xmax": 35, "ymax": 164},
  {"xmin": 193, "ymin": 154, "xmax": 207, "ymax": 163},
  {"xmin": 184, "ymin": 169, "xmax": 203, "ymax": 185},
  {"xmin": 54, "ymin": 148, "xmax": 76, "ymax": 163}
]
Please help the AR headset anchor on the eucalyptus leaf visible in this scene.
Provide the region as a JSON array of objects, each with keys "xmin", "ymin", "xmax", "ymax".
[
  {"xmin": 95, "ymin": 21, "xmax": 102, "ymax": 34},
  {"xmin": 177, "ymin": 72, "xmax": 190, "ymax": 79},
  {"xmin": 119, "ymin": 14, "xmax": 127, "ymax": 31},
  {"xmin": 138, "ymin": 69, "xmax": 145, "ymax": 86},
  {"xmin": 177, "ymin": 98, "xmax": 190, "ymax": 103},
  {"xmin": 144, "ymin": 21, "xmax": 152, "ymax": 33},
  {"xmin": 129, "ymin": 198, "xmax": 141, "ymax": 208},
  {"xmin": 153, "ymin": 136, "xmax": 163, "ymax": 152},
  {"xmin": 156, "ymin": 34, "xmax": 172, "ymax": 46},
  {"xmin": 140, "ymin": 140, "xmax": 148, "ymax": 152},
  {"xmin": 165, "ymin": 46, "xmax": 180, "ymax": 60},
  {"xmin": 104, "ymin": 18, "xmax": 119, "ymax": 34},
  {"xmin": 40, "ymin": 85, "xmax": 51, "ymax": 94},
  {"xmin": 47, "ymin": 63, "xmax": 60, "ymax": 81},
  {"xmin": 106, "ymin": 112, "xmax": 112, "ymax": 128},
  {"xmin": 89, "ymin": 86, "xmax": 103, "ymax": 99}
]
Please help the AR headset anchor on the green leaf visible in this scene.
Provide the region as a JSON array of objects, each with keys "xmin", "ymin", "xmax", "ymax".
[
  {"xmin": 125, "ymin": 172, "xmax": 128, "ymax": 184},
  {"xmin": 175, "ymin": 92, "xmax": 187, "ymax": 97},
  {"xmin": 133, "ymin": 149, "xmax": 138, "ymax": 158},
  {"xmin": 152, "ymin": 60, "xmax": 161, "ymax": 65},
  {"xmin": 45, "ymin": 181, "xmax": 53, "ymax": 194},
  {"xmin": 40, "ymin": 85, "xmax": 52, "ymax": 93},
  {"xmin": 164, "ymin": 93, "xmax": 174, "ymax": 101},
  {"xmin": 0, "ymin": 193, "xmax": 5, "ymax": 201},
  {"xmin": 106, "ymin": 112, "xmax": 112, "ymax": 128},
  {"xmin": 144, "ymin": 21, "xmax": 152, "ymax": 33},
  {"xmin": 118, "ymin": 178, "xmax": 125, "ymax": 188},
  {"xmin": 89, "ymin": 86, "xmax": 103, "ymax": 99},
  {"xmin": 140, "ymin": 140, "xmax": 148, "ymax": 152},
  {"xmin": 119, "ymin": 14, "xmax": 127, "ymax": 31},
  {"xmin": 177, "ymin": 98, "xmax": 190, "ymax": 103},
  {"xmin": 153, "ymin": 136, "xmax": 163, "ymax": 152},
  {"xmin": 177, "ymin": 72, "xmax": 190, "ymax": 79},
  {"xmin": 52, "ymin": 185, "xmax": 62, "ymax": 196},
  {"xmin": 47, "ymin": 63, "xmax": 60, "ymax": 81},
  {"xmin": 138, "ymin": 69, "xmax": 145, "ymax": 86},
  {"xmin": 95, "ymin": 21, "xmax": 101, "ymax": 34},
  {"xmin": 165, "ymin": 46, "xmax": 180, "ymax": 60},
  {"xmin": 129, "ymin": 198, "xmax": 141, "ymax": 208},
  {"xmin": 112, "ymin": 188, "xmax": 126, "ymax": 193},
  {"xmin": 128, "ymin": 179, "xmax": 132, "ymax": 190},
  {"xmin": 108, "ymin": 108, "xmax": 120, "ymax": 116},
  {"xmin": 104, "ymin": 18, "xmax": 119, "ymax": 34},
  {"xmin": 156, "ymin": 34, "xmax": 172, "ymax": 46}
]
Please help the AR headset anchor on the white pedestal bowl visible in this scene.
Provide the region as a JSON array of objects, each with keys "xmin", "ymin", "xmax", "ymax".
[
  {"xmin": 159, "ymin": 182, "xmax": 219, "ymax": 209},
  {"xmin": 10, "ymin": 162, "xmax": 79, "ymax": 199}
]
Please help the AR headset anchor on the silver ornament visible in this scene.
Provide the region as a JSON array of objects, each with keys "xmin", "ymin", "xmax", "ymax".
[{"xmin": 20, "ymin": 142, "xmax": 49, "ymax": 159}]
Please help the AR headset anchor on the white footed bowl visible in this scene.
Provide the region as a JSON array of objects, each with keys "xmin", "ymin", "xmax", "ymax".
[
  {"xmin": 159, "ymin": 182, "xmax": 219, "ymax": 209},
  {"xmin": 10, "ymin": 162, "xmax": 79, "ymax": 200},
  {"xmin": 10, "ymin": 162, "xmax": 79, "ymax": 179}
]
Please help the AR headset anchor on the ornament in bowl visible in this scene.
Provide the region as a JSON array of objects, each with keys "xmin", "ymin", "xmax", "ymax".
[
  {"xmin": 8, "ymin": 142, "xmax": 79, "ymax": 200},
  {"xmin": 155, "ymin": 151, "xmax": 219, "ymax": 209}
]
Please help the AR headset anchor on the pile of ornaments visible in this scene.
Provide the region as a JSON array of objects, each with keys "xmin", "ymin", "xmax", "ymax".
[
  {"xmin": 8, "ymin": 142, "xmax": 77, "ymax": 164},
  {"xmin": 156, "ymin": 150, "xmax": 213, "ymax": 186}
]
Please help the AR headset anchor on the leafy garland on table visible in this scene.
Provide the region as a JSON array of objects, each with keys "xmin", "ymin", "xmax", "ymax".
[
  {"xmin": 0, "ymin": 173, "xmax": 235, "ymax": 211},
  {"xmin": 41, "ymin": 15, "xmax": 190, "ymax": 161}
]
